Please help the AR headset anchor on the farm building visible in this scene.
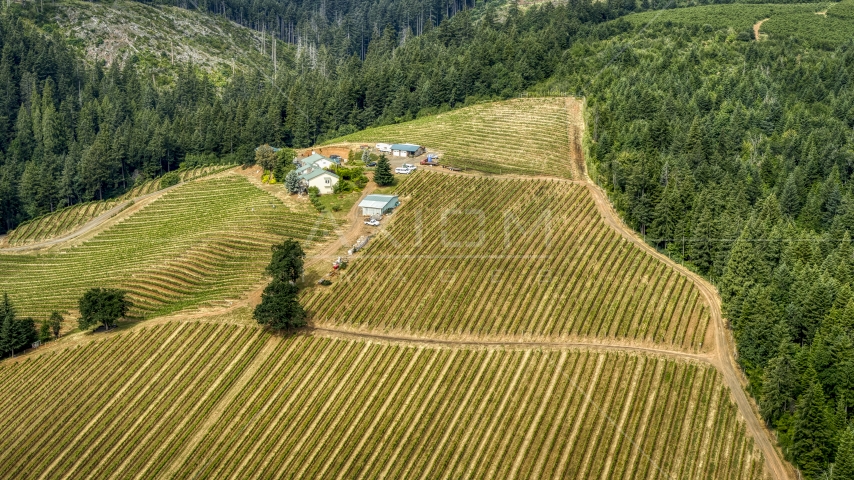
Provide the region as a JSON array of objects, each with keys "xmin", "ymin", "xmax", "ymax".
[
  {"xmin": 300, "ymin": 153, "xmax": 339, "ymax": 170},
  {"xmin": 300, "ymin": 168, "xmax": 339, "ymax": 195},
  {"xmin": 359, "ymin": 195, "xmax": 400, "ymax": 216},
  {"xmin": 391, "ymin": 144, "xmax": 424, "ymax": 157}
]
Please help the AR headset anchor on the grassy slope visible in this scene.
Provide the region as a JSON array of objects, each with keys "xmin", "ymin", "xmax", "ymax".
[
  {"xmin": 32, "ymin": 0, "xmax": 281, "ymax": 85},
  {"xmin": 330, "ymin": 97, "xmax": 577, "ymax": 178},
  {"xmin": 0, "ymin": 320, "xmax": 767, "ymax": 479},
  {"xmin": 0, "ymin": 172, "xmax": 336, "ymax": 320}
]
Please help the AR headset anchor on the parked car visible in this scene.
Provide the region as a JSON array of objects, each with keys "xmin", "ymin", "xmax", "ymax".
[
  {"xmin": 367, "ymin": 161, "xmax": 377, "ymax": 167},
  {"xmin": 395, "ymin": 165, "xmax": 416, "ymax": 174},
  {"xmin": 365, "ymin": 218, "xmax": 381, "ymax": 226}
]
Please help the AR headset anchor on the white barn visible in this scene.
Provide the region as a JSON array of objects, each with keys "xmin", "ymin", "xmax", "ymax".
[
  {"xmin": 358, "ymin": 194, "xmax": 400, "ymax": 216},
  {"xmin": 391, "ymin": 144, "xmax": 424, "ymax": 157}
]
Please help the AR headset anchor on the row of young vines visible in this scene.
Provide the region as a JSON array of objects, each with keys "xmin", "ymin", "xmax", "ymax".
[
  {"xmin": 304, "ymin": 172, "xmax": 710, "ymax": 351},
  {"xmin": 0, "ymin": 326, "xmax": 767, "ymax": 479},
  {"xmin": 0, "ymin": 175, "xmax": 337, "ymax": 319}
]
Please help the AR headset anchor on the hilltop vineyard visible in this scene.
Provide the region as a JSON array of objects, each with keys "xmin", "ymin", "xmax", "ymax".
[
  {"xmin": 0, "ymin": 324, "xmax": 766, "ymax": 479},
  {"xmin": 336, "ymin": 98, "xmax": 578, "ymax": 178},
  {"xmin": 0, "ymin": 175, "xmax": 337, "ymax": 319},
  {"xmin": 305, "ymin": 173, "xmax": 711, "ymax": 351}
]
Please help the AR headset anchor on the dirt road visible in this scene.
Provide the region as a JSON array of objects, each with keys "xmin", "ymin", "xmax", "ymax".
[
  {"xmin": 754, "ymin": 18, "xmax": 769, "ymax": 41},
  {"xmin": 570, "ymin": 98, "xmax": 792, "ymax": 479},
  {"xmin": 0, "ymin": 174, "xmax": 215, "ymax": 253}
]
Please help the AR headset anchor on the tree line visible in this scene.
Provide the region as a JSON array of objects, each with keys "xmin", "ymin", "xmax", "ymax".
[{"xmin": 566, "ymin": 20, "xmax": 854, "ymax": 478}]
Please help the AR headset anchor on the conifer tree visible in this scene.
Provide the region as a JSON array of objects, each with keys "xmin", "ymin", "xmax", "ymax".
[
  {"xmin": 835, "ymin": 426, "xmax": 854, "ymax": 479},
  {"xmin": 793, "ymin": 369, "xmax": 833, "ymax": 477},
  {"xmin": 374, "ymin": 154, "xmax": 394, "ymax": 186}
]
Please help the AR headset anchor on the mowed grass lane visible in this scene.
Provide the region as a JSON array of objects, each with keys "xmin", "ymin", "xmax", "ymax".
[
  {"xmin": 0, "ymin": 174, "xmax": 336, "ymax": 319},
  {"xmin": 332, "ymin": 97, "xmax": 576, "ymax": 178},
  {"xmin": 304, "ymin": 172, "xmax": 711, "ymax": 351},
  {"xmin": 0, "ymin": 325, "xmax": 767, "ymax": 479}
]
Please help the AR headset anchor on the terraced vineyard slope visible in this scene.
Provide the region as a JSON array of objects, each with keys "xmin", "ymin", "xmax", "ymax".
[
  {"xmin": 0, "ymin": 323, "xmax": 767, "ymax": 479},
  {"xmin": 304, "ymin": 172, "xmax": 711, "ymax": 352},
  {"xmin": 2, "ymin": 199, "xmax": 123, "ymax": 247},
  {"xmin": 0, "ymin": 173, "xmax": 336, "ymax": 319},
  {"xmin": 331, "ymin": 97, "xmax": 577, "ymax": 178},
  {"xmin": 2, "ymin": 166, "xmax": 229, "ymax": 248}
]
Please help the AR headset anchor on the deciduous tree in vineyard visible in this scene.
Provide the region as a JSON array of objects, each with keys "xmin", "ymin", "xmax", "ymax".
[
  {"xmin": 255, "ymin": 145, "xmax": 278, "ymax": 172},
  {"xmin": 253, "ymin": 279, "xmax": 306, "ymax": 330},
  {"xmin": 50, "ymin": 311, "xmax": 63, "ymax": 339},
  {"xmin": 267, "ymin": 239, "xmax": 305, "ymax": 283},
  {"xmin": 38, "ymin": 319, "xmax": 51, "ymax": 343},
  {"xmin": 255, "ymin": 240, "xmax": 308, "ymax": 330},
  {"xmin": 77, "ymin": 288, "xmax": 132, "ymax": 332}
]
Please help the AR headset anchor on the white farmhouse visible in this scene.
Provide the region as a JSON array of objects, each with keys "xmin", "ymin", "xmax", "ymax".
[{"xmin": 300, "ymin": 168, "xmax": 339, "ymax": 195}]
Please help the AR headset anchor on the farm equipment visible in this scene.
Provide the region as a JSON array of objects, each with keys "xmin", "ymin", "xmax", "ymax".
[
  {"xmin": 420, "ymin": 154, "xmax": 440, "ymax": 166},
  {"xmin": 348, "ymin": 235, "xmax": 372, "ymax": 255}
]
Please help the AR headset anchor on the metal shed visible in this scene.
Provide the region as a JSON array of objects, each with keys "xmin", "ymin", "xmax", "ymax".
[
  {"xmin": 358, "ymin": 194, "xmax": 400, "ymax": 216},
  {"xmin": 390, "ymin": 144, "xmax": 424, "ymax": 157}
]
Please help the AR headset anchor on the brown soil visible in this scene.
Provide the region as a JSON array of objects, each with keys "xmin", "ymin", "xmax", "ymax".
[{"xmin": 299, "ymin": 145, "xmax": 355, "ymax": 160}]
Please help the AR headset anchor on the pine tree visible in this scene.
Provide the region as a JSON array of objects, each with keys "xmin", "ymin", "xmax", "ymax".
[
  {"xmin": 793, "ymin": 369, "xmax": 833, "ymax": 477},
  {"xmin": 835, "ymin": 426, "xmax": 854, "ymax": 479},
  {"xmin": 374, "ymin": 154, "xmax": 394, "ymax": 186},
  {"xmin": 762, "ymin": 340, "xmax": 799, "ymax": 425}
]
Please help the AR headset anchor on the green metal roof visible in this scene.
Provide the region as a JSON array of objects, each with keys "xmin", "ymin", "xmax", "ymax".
[
  {"xmin": 300, "ymin": 169, "xmax": 339, "ymax": 181},
  {"xmin": 390, "ymin": 144, "xmax": 421, "ymax": 152}
]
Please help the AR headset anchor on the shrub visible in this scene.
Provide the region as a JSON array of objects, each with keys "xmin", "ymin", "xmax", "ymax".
[{"xmin": 160, "ymin": 172, "xmax": 180, "ymax": 189}]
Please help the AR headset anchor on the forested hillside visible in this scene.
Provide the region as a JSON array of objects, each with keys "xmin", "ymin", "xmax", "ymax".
[{"xmin": 544, "ymin": 7, "xmax": 854, "ymax": 477}]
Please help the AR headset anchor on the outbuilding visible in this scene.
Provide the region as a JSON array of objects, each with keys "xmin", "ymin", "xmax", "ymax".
[
  {"xmin": 391, "ymin": 144, "xmax": 424, "ymax": 157},
  {"xmin": 300, "ymin": 168, "xmax": 339, "ymax": 195},
  {"xmin": 301, "ymin": 153, "xmax": 337, "ymax": 170},
  {"xmin": 358, "ymin": 194, "xmax": 400, "ymax": 216}
]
